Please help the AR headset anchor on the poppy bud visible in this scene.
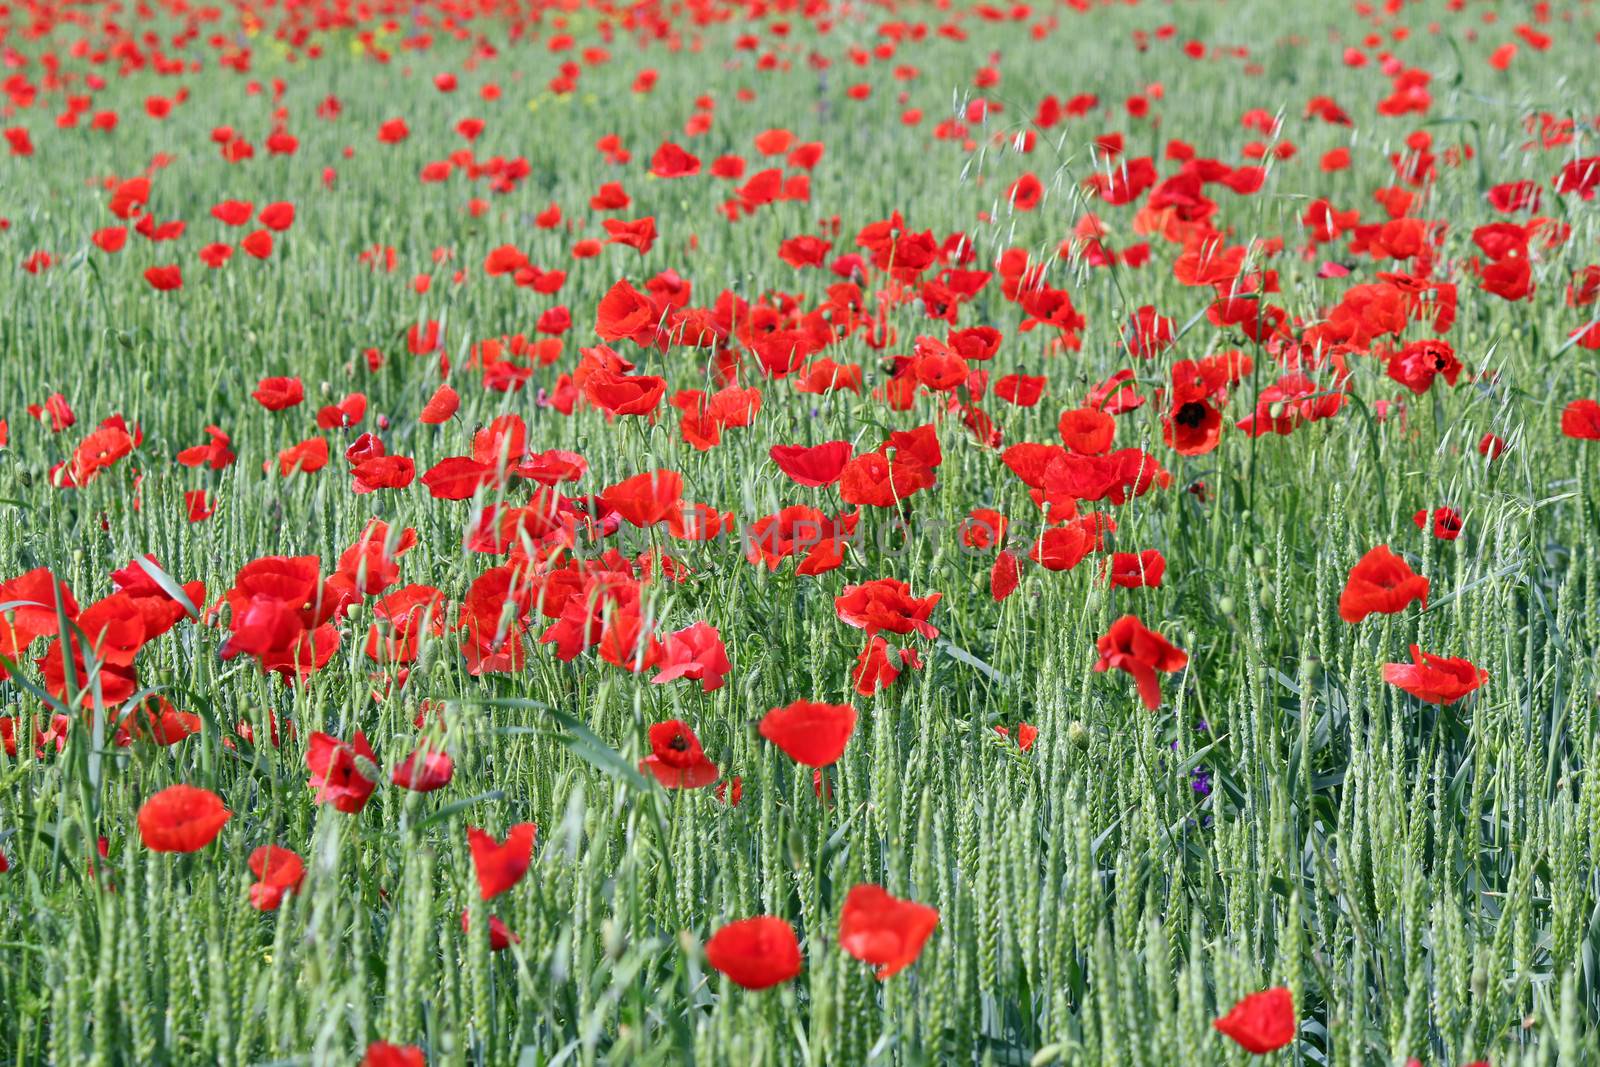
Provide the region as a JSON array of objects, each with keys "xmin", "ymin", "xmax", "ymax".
[
  {"xmin": 603, "ymin": 917, "xmax": 625, "ymax": 960},
  {"xmin": 1067, "ymin": 721, "xmax": 1089, "ymax": 749},
  {"xmin": 786, "ymin": 826, "xmax": 807, "ymax": 868}
]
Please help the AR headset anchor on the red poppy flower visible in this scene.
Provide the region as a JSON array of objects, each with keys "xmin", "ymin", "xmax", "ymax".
[
  {"xmin": 333, "ymin": 522, "xmax": 416, "ymax": 600},
  {"xmin": 374, "ymin": 116, "xmax": 412, "ymax": 144},
  {"xmin": 306, "ymin": 731, "xmax": 379, "ymax": 812},
  {"xmin": 590, "ymin": 181, "xmax": 631, "ymax": 211},
  {"xmin": 651, "ymin": 141, "xmax": 701, "ymax": 178},
  {"xmin": 252, "ymin": 376, "xmax": 305, "ymax": 411},
  {"xmin": 1478, "ymin": 256, "xmax": 1533, "ymax": 302},
  {"xmin": 603, "ymin": 217, "xmax": 657, "ymax": 254},
  {"xmin": 255, "ymin": 201, "xmax": 294, "ymax": 231},
  {"xmin": 1030, "ymin": 525, "xmax": 1095, "ymax": 572},
  {"xmin": 991, "ymin": 551, "xmax": 1021, "ymax": 602},
  {"xmin": 651, "ymin": 621, "xmax": 731, "ymax": 692},
  {"xmin": 391, "ymin": 748, "xmax": 453, "ymax": 792},
  {"xmin": 248, "ymin": 845, "xmax": 305, "ymax": 910},
  {"xmin": 137, "ymin": 784, "xmax": 231, "ymax": 852},
  {"xmin": 109, "ymin": 555, "xmax": 204, "ymax": 639},
  {"xmin": 1569, "ymin": 266, "xmax": 1600, "ymax": 307},
  {"xmin": 93, "ymin": 226, "xmax": 127, "ymax": 253},
  {"xmin": 361, "ymin": 1042, "xmax": 426, "ymax": 1067},
  {"xmin": 1237, "ymin": 374, "xmax": 1343, "ymax": 437},
  {"xmin": 1561, "ymin": 398, "xmax": 1600, "ymax": 439},
  {"xmin": 467, "ymin": 823, "xmax": 537, "ymax": 900},
  {"xmin": 779, "ymin": 235, "xmax": 832, "ymax": 268},
  {"xmin": 769, "ymin": 441, "xmax": 853, "ymax": 487},
  {"xmin": 221, "ymin": 555, "xmax": 353, "ymax": 683},
  {"xmin": 947, "ymin": 512, "xmax": 1000, "ymax": 554},
  {"xmin": 0, "ymin": 567, "xmax": 78, "ymax": 678},
  {"xmin": 461, "ymin": 909, "xmax": 519, "ymax": 950},
  {"xmin": 759, "ymin": 700, "xmax": 857, "ymax": 767},
  {"xmin": 1057, "ymin": 407, "xmax": 1116, "ymax": 454},
  {"xmin": 594, "ymin": 280, "xmax": 658, "ymax": 344},
  {"xmin": 420, "ymin": 457, "xmax": 497, "ymax": 499},
  {"xmin": 1413, "ymin": 507, "xmax": 1463, "ymax": 541},
  {"xmin": 1383, "ymin": 645, "xmax": 1488, "ymax": 705},
  {"xmin": 520, "ymin": 450, "xmax": 588, "ymax": 486},
  {"xmin": 583, "ymin": 366, "xmax": 667, "ymax": 417},
  {"xmin": 838, "ymin": 450, "xmax": 936, "ymax": 507},
  {"xmin": 1386, "ymin": 338, "xmax": 1461, "ymax": 394},
  {"xmin": 1103, "ymin": 549, "xmax": 1165, "ymax": 588},
  {"xmin": 1037, "ymin": 448, "xmax": 1171, "ymax": 505},
  {"xmin": 366, "ymin": 585, "xmax": 444, "ymax": 663},
  {"xmin": 1121, "ymin": 305, "xmax": 1174, "ymax": 359},
  {"xmin": 61, "ymin": 421, "xmax": 136, "ymax": 488},
  {"xmin": 118, "ymin": 695, "xmax": 201, "ymax": 745},
  {"xmin": 1487, "ymin": 180, "xmax": 1540, "ymax": 213},
  {"xmin": 1555, "ymin": 157, "xmax": 1600, "ymax": 199},
  {"xmin": 37, "ymin": 592, "xmax": 146, "ymax": 705},
  {"xmin": 744, "ymin": 505, "xmax": 854, "ymax": 574},
  {"xmin": 1164, "ymin": 391, "xmax": 1224, "ymax": 455},
  {"xmin": 1092, "ymin": 615, "xmax": 1188, "ymax": 710},
  {"xmin": 144, "ymin": 265, "xmax": 182, "ymax": 291},
  {"xmin": 351, "ymin": 456, "xmax": 415, "ymax": 494},
  {"xmin": 851, "ymin": 636, "xmax": 910, "ymax": 695},
  {"xmin": 837, "ymin": 884, "xmax": 939, "ymax": 979},
  {"xmin": 704, "ymin": 916, "xmax": 803, "ymax": 990},
  {"xmin": 1214, "ymin": 987, "xmax": 1296, "ymax": 1053},
  {"xmin": 834, "ymin": 579, "xmax": 940, "ymax": 638},
  {"xmin": 317, "ymin": 392, "xmax": 367, "ymax": 429},
  {"xmin": 419, "ymin": 384, "xmax": 460, "ymax": 424},
  {"xmin": 639, "ymin": 720, "xmax": 718, "ymax": 788},
  {"xmin": 211, "ymin": 200, "xmax": 254, "ymax": 226},
  {"xmin": 715, "ymin": 778, "xmax": 743, "ymax": 806},
  {"xmin": 176, "ymin": 426, "xmax": 235, "ymax": 469},
  {"xmin": 597, "ymin": 470, "xmax": 684, "ymax": 527},
  {"xmin": 240, "ymin": 230, "xmax": 273, "ymax": 259},
  {"xmin": 27, "ymin": 393, "xmax": 76, "ymax": 433},
  {"xmin": 1338, "ymin": 545, "xmax": 1429, "ymax": 623},
  {"xmin": 200, "ymin": 243, "xmax": 233, "ymax": 268},
  {"xmin": 994, "ymin": 374, "xmax": 1047, "ymax": 406},
  {"xmin": 267, "ymin": 437, "xmax": 328, "ymax": 477},
  {"xmin": 794, "ymin": 358, "xmax": 863, "ymax": 394},
  {"xmin": 1006, "ymin": 172, "xmax": 1043, "ymax": 211},
  {"xmin": 995, "ymin": 723, "xmax": 1039, "ymax": 751}
]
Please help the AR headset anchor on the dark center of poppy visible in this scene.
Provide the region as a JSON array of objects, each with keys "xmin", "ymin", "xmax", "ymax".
[{"xmin": 1175, "ymin": 401, "xmax": 1208, "ymax": 428}]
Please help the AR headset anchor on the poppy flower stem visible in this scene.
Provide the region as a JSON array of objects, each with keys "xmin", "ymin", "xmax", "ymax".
[{"xmin": 1343, "ymin": 392, "xmax": 1391, "ymax": 521}]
